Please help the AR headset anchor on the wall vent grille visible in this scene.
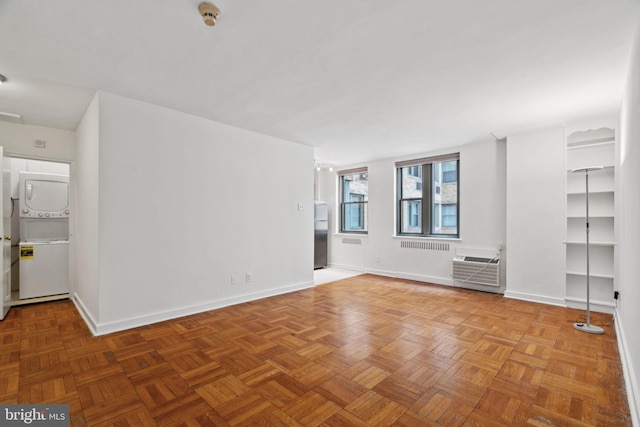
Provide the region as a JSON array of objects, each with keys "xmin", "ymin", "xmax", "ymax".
[
  {"xmin": 452, "ymin": 256, "xmax": 500, "ymax": 287},
  {"xmin": 400, "ymin": 240, "xmax": 450, "ymax": 251},
  {"xmin": 342, "ymin": 238, "xmax": 362, "ymax": 245}
]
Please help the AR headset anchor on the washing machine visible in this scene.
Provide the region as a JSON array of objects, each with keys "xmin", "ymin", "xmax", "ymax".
[{"xmin": 19, "ymin": 242, "xmax": 69, "ymax": 299}]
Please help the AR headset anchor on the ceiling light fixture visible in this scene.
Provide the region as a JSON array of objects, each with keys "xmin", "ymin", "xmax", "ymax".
[
  {"xmin": 0, "ymin": 74, "xmax": 6, "ymax": 85},
  {"xmin": 199, "ymin": 2, "xmax": 221, "ymax": 26},
  {"xmin": 314, "ymin": 163, "xmax": 335, "ymax": 172},
  {"xmin": 0, "ymin": 111, "xmax": 23, "ymax": 124}
]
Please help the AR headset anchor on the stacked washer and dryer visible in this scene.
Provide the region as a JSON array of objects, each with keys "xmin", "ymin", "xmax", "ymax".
[{"xmin": 17, "ymin": 172, "xmax": 70, "ymax": 299}]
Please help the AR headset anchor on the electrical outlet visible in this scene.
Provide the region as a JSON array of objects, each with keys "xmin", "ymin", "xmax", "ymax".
[
  {"xmin": 231, "ymin": 274, "xmax": 238, "ymax": 285},
  {"xmin": 614, "ymin": 291, "xmax": 620, "ymax": 300},
  {"xmin": 246, "ymin": 272, "xmax": 253, "ymax": 283}
]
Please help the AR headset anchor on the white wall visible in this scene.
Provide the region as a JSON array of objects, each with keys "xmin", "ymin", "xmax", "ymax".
[
  {"xmin": 74, "ymin": 92, "xmax": 314, "ymax": 334},
  {"xmin": 0, "ymin": 122, "xmax": 75, "ymax": 161},
  {"xmin": 320, "ymin": 139, "xmax": 507, "ymax": 288},
  {"xmin": 505, "ymin": 124, "xmax": 566, "ymax": 306},
  {"xmin": 73, "ymin": 94, "xmax": 100, "ymax": 325},
  {"xmin": 617, "ymin": 13, "xmax": 640, "ymax": 425}
]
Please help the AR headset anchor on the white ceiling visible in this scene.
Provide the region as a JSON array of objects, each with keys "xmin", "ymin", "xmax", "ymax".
[{"xmin": 0, "ymin": 1, "xmax": 638, "ymax": 166}]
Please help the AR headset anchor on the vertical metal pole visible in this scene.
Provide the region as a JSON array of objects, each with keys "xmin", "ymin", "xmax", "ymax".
[
  {"xmin": 585, "ymin": 169, "xmax": 591, "ymax": 326},
  {"xmin": 572, "ymin": 166, "xmax": 603, "ymax": 334}
]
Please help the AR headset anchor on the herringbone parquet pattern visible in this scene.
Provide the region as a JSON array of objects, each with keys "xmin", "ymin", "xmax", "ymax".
[{"xmin": 0, "ymin": 274, "xmax": 631, "ymax": 426}]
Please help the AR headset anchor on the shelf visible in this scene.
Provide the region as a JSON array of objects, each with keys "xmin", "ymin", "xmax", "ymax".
[
  {"xmin": 566, "ymin": 237, "xmax": 614, "ymax": 277},
  {"xmin": 566, "ymin": 192, "xmax": 614, "ymax": 217},
  {"xmin": 567, "ymin": 217, "xmax": 613, "ymax": 242},
  {"xmin": 566, "ymin": 192, "xmax": 614, "ymax": 200},
  {"xmin": 564, "ymin": 297, "xmax": 615, "ymax": 314},
  {"xmin": 566, "ymin": 271, "xmax": 614, "ymax": 279},
  {"xmin": 566, "ymin": 190, "xmax": 613, "ymax": 196},
  {"xmin": 565, "ymin": 126, "xmax": 616, "ymax": 313},
  {"xmin": 566, "ymin": 274, "xmax": 614, "ymax": 305},
  {"xmin": 567, "ymin": 140, "xmax": 614, "ymax": 150},
  {"xmin": 567, "ymin": 167, "xmax": 614, "ymax": 193},
  {"xmin": 566, "ymin": 164, "xmax": 614, "ymax": 172},
  {"xmin": 566, "ymin": 143, "xmax": 615, "ymax": 171},
  {"xmin": 564, "ymin": 241, "xmax": 615, "ymax": 246}
]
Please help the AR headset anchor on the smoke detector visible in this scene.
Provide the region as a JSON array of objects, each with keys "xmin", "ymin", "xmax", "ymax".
[{"xmin": 199, "ymin": 2, "xmax": 221, "ymax": 26}]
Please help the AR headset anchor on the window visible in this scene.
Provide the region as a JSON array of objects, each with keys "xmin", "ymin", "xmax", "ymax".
[
  {"xmin": 397, "ymin": 154, "xmax": 459, "ymax": 237},
  {"xmin": 408, "ymin": 200, "xmax": 421, "ymax": 228},
  {"xmin": 442, "ymin": 162, "xmax": 457, "ymax": 183},
  {"xmin": 433, "ymin": 203, "xmax": 440, "ymax": 228},
  {"xmin": 339, "ymin": 168, "xmax": 368, "ymax": 233},
  {"xmin": 408, "ymin": 166, "xmax": 422, "ymax": 178},
  {"xmin": 441, "ymin": 204, "xmax": 457, "ymax": 227}
]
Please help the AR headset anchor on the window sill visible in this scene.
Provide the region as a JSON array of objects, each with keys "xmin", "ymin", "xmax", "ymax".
[
  {"xmin": 334, "ymin": 233, "xmax": 369, "ymax": 238},
  {"xmin": 392, "ymin": 235, "xmax": 461, "ymax": 242}
]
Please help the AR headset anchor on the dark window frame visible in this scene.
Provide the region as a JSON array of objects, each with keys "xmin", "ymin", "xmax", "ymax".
[
  {"xmin": 396, "ymin": 156, "xmax": 459, "ymax": 238},
  {"xmin": 339, "ymin": 169, "xmax": 368, "ymax": 234}
]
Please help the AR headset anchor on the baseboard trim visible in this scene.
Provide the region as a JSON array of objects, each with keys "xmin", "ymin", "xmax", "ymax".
[
  {"xmin": 614, "ymin": 309, "xmax": 640, "ymax": 427},
  {"xmin": 328, "ymin": 264, "xmax": 456, "ymax": 288},
  {"xmin": 365, "ymin": 268, "xmax": 453, "ymax": 287},
  {"xmin": 503, "ymin": 290, "xmax": 566, "ymax": 307},
  {"xmin": 72, "ymin": 293, "xmax": 98, "ymax": 336},
  {"xmin": 564, "ymin": 296, "xmax": 615, "ymax": 314},
  {"xmin": 328, "ymin": 263, "xmax": 365, "ymax": 273},
  {"xmin": 88, "ymin": 281, "xmax": 315, "ymax": 336},
  {"xmin": 362, "ymin": 267, "xmax": 395, "ymax": 279}
]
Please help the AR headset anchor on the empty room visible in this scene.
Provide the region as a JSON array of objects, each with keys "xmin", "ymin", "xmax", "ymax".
[{"xmin": 0, "ymin": 1, "xmax": 639, "ymax": 426}]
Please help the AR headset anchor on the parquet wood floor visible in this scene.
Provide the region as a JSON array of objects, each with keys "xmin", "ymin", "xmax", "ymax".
[{"xmin": 0, "ymin": 274, "xmax": 631, "ymax": 426}]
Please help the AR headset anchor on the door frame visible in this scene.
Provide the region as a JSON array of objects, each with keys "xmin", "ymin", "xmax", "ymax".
[{"xmin": 1, "ymin": 151, "xmax": 74, "ymax": 312}]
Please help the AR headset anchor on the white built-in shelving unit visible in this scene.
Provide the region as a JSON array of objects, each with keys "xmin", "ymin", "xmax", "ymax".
[{"xmin": 565, "ymin": 127, "xmax": 615, "ymax": 312}]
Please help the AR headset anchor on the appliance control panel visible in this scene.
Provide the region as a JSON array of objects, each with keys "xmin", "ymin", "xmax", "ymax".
[{"xmin": 21, "ymin": 208, "xmax": 70, "ymax": 218}]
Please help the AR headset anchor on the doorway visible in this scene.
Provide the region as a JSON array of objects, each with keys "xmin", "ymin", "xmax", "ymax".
[{"xmin": 6, "ymin": 156, "xmax": 71, "ymax": 306}]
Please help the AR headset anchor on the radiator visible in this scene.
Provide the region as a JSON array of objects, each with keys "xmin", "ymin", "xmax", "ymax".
[
  {"xmin": 452, "ymin": 255, "xmax": 500, "ymax": 287},
  {"xmin": 400, "ymin": 240, "xmax": 449, "ymax": 251}
]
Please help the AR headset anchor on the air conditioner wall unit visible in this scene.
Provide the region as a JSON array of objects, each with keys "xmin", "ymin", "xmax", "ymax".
[{"xmin": 452, "ymin": 255, "xmax": 500, "ymax": 287}]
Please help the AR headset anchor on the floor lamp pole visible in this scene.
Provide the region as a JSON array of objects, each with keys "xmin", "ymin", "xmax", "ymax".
[{"xmin": 571, "ymin": 166, "xmax": 604, "ymax": 335}]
